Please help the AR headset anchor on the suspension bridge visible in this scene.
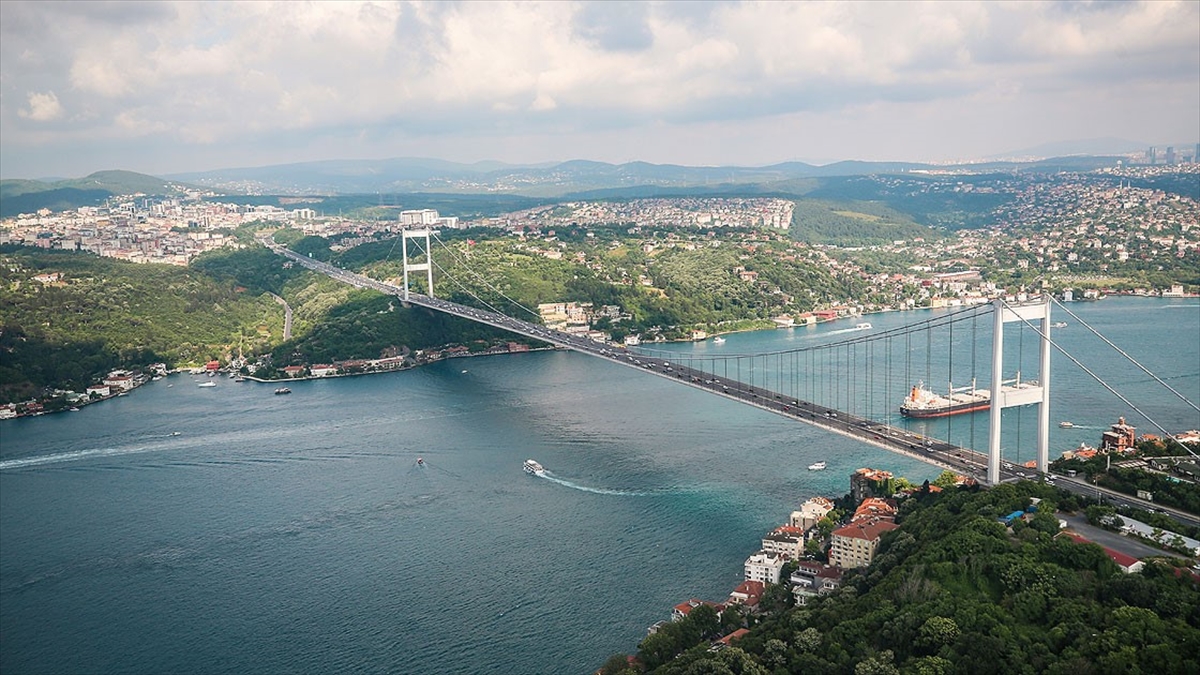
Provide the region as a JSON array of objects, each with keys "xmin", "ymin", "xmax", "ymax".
[{"xmin": 260, "ymin": 230, "xmax": 1199, "ymax": 494}]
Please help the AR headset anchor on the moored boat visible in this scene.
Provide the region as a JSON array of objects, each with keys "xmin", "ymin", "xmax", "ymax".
[
  {"xmin": 900, "ymin": 380, "xmax": 990, "ymax": 418},
  {"xmin": 523, "ymin": 459, "xmax": 545, "ymax": 476}
]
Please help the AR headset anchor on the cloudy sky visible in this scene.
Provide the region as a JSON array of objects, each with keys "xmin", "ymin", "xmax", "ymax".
[{"xmin": 2, "ymin": 0, "xmax": 1198, "ymax": 179}]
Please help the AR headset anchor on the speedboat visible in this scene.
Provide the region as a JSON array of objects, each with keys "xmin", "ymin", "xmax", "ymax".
[
  {"xmin": 274, "ymin": 387, "xmax": 292, "ymax": 395},
  {"xmin": 808, "ymin": 461, "xmax": 827, "ymax": 471},
  {"xmin": 855, "ymin": 322, "xmax": 872, "ymax": 330},
  {"xmin": 523, "ymin": 459, "xmax": 545, "ymax": 476},
  {"xmin": 712, "ymin": 336, "xmax": 726, "ymax": 344},
  {"xmin": 1052, "ymin": 322, "xmax": 1067, "ymax": 328},
  {"xmin": 1059, "ymin": 421, "xmax": 1075, "ymax": 428},
  {"xmin": 198, "ymin": 381, "xmax": 216, "ymax": 388},
  {"xmin": 416, "ymin": 457, "xmax": 425, "ymax": 466}
]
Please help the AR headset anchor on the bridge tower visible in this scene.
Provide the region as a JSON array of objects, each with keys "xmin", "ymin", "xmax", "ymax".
[
  {"xmin": 988, "ymin": 297, "xmax": 1051, "ymax": 484},
  {"xmin": 401, "ymin": 229, "xmax": 434, "ymax": 301}
]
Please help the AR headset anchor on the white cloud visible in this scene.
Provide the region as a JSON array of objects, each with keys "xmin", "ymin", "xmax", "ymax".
[
  {"xmin": 18, "ymin": 91, "xmax": 63, "ymax": 121},
  {"xmin": 0, "ymin": 0, "xmax": 1197, "ymax": 177}
]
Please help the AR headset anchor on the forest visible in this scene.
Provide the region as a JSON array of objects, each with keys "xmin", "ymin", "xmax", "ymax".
[
  {"xmin": 601, "ymin": 480, "xmax": 1200, "ymax": 674},
  {"xmin": 0, "ymin": 247, "xmax": 282, "ymax": 402}
]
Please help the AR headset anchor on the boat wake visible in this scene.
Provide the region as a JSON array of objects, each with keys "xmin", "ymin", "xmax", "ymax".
[
  {"xmin": 0, "ymin": 445, "xmax": 163, "ymax": 470},
  {"xmin": 537, "ymin": 472, "xmax": 647, "ymax": 497}
]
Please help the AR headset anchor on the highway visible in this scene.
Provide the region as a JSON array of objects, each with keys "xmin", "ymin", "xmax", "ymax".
[{"xmin": 261, "ymin": 236, "xmax": 1193, "ymax": 507}]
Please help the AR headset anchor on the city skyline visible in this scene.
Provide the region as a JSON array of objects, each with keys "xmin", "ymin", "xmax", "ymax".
[{"xmin": 2, "ymin": 0, "xmax": 1198, "ymax": 179}]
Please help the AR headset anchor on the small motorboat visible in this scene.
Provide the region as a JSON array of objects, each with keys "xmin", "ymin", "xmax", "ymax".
[
  {"xmin": 808, "ymin": 461, "xmax": 827, "ymax": 471},
  {"xmin": 416, "ymin": 457, "xmax": 425, "ymax": 467},
  {"xmin": 274, "ymin": 387, "xmax": 291, "ymax": 395},
  {"xmin": 523, "ymin": 459, "xmax": 545, "ymax": 476},
  {"xmin": 1059, "ymin": 421, "xmax": 1075, "ymax": 428},
  {"xmin": 713, "ymin": 336, "xmax": 726, "ymax": 344}
]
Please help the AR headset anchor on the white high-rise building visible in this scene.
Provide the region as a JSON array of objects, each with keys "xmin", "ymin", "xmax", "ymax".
[{"xmin": 400, "ymin": 209, "xmax": 439, "ymax": 226}]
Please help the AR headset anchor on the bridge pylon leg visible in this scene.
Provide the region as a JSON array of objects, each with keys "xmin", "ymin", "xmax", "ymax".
[{"xmin": 988, "ymin": 297, "xmax": 1052, "ymax": 485}]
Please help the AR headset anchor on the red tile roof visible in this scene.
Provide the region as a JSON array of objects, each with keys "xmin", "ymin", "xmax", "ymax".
[{"xmin": 833, "ymin": 518, "xmax": 899, "ymax": 541}]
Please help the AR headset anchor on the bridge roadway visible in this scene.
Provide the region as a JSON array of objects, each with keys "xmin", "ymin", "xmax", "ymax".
[{"xmin": 264, "ymin": 237, "xmax": 1035, "ymax": 485}]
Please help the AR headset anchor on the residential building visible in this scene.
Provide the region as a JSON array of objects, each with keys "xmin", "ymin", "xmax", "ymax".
[
  {"xmin": 671, "ymin": 599, "xmax": 723, "ymax": 622},
  {"xmin": 790, "ymin": 562, "xmax": 844, "ymax": 605},
  {"xmin": 790, "ymin": 496, "xmax": 835, "ymax": 532},
  {"xmin": 850, "ymin": 467, "xmax": 893, "ymax": 503},
  {"xmin": 1101, "ymin": 417, "xmax": 1137, "ymax": 452},
  {"xmin": 744, "ymin": 550, "xmax": 786, "ymax": 584},
  {"xmin": 829, "ymin": 518, "xmax": 899, "ymax": 569},
  {"xmin": 761, "ymin": 525, "xmax": 805, "ymax": 559}
]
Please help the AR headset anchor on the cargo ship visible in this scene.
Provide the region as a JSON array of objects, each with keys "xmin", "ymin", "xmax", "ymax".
[{"xmin": 900, "ymin": 380, "xmax": 990, "ymax": 418}]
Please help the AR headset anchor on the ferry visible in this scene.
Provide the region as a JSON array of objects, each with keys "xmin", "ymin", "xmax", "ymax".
[
  {"xmin": 712, "ymin": 336, "xmax": 726, "ymax": 344},
  {"xmin": 855, "ymin": 322, "xmax": 872, "ymax": 330},
  {"xmin": 900, "ymin": 380, "xmax": 990, "ymax": 418},
  {"xmin": 523, "ymin": 459, "xmax": 545, "ymax": 476},
  {"xmin": 808, "ymin": 461, "xmax": 827, "ymax": 471},
  {"xmin": 274, "ymin": 387, "xmax": 292, "ymax": 395}
]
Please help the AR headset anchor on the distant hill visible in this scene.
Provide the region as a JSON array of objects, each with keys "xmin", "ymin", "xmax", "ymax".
[
  {"xmin": 0, "ymin": 169, "xmax": 196, "ymax": 216},
  {"xmin": 164, "ymin": 154, "xmax": 1140, "ymax": 198},
  {"xmin": 0, "ymin": 170, "xmax": 194, "ymax": 217}
]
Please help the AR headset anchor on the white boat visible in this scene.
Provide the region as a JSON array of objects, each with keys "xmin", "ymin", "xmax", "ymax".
[
  {"xmin": 1052, "ymin": 322, "xmax": 1067, "ymax": 328},
  {"xmin": 808, "ymin": 461, "xmax": 827, "ymax": 471},
  {"xmin": 197, "ymin": 381, "xmax": 216, "ymax": 388},
  {"xmin": 523, "ymin": 459, "xmax": 545, "ymax": 476},
  {"xmin": 1059, "ymin": 421, "xmax": 1075, "ymax": 428},
  {"xmin": 712, "ymin": 336, "xmax": 726, "ymax": 344},
  {"xmin": 855, "ymin": 322, "xmax": 872, "ymax": 330}
]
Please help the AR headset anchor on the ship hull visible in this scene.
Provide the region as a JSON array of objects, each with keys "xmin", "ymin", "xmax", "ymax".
[{"xmin": 901, "ymin": 401, "xmax": 991, "ymax": 418}]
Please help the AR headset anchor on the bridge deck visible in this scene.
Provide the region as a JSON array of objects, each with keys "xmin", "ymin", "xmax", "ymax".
[{"xmin": 266, "ymin": 237, "xmax": 1009, "ymax": 483}]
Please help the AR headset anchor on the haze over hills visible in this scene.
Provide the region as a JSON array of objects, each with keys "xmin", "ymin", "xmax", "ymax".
[
  {"xmin": 2, "ymin": 142, "xmax": 1189, "ymax": 218},
  {"xmin": 163, "ymin": 153, "xmax": 1137, "ymax": 197}
]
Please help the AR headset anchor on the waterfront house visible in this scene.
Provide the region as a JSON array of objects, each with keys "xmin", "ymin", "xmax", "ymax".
[
  {"xmin": 761, "ymin": 526, "xmax": 805, "ymax": 559},
  {"xmin": 744, "ymin": 550, "xmax": 786, "ymax": 585},
  {"xmin": 281, "ymin": 365, "xmax": 306, "ymax": 378},
  {"xmin": 309, "ymin": 364, "xmax": 338, "ymax": 377},
  {"xmin": 790, "ymin": 496, "xmax": 835, "ymax": 532},
  {"xmin": 726, "ymin": 581, "xmax": 764, "ymax": 611},
  {"xmin": 671, "ymin": 599, "xmax": 723, "ymax": 622}
]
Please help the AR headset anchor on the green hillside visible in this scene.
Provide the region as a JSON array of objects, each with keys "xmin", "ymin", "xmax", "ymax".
[{"xmin": 0, "ymin": 247, "xmax": 283, "ymax": 402}]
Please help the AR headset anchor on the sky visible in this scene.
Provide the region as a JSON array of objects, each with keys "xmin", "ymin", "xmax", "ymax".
[{"xmin": 2, "ymin": 0, "xmax": 1198, "ymax": 179}]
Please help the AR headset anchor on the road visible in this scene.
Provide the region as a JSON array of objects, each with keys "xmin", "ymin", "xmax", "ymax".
[
  {"xmin": 269, "ymin": 292, "xmax": 293, "ymax": 340},
  {"xmin": 258, "ymin": 236, "xmax": 1189, "ymax": 499}
]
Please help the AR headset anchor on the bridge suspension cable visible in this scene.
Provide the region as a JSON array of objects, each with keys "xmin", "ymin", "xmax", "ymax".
[
  {"xmin": 1051, "ymin": 298, "xmax": 1199, "ymax": 413},
  {"xmin": 1000, "ymin": 298, "xmax": 1198, "ymax": 458}
]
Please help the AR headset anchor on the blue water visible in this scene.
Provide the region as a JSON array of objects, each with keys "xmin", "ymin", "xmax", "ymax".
[{"xmin": 1, "ymin": 297, "xmax": 1197, "ymax": 674}]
